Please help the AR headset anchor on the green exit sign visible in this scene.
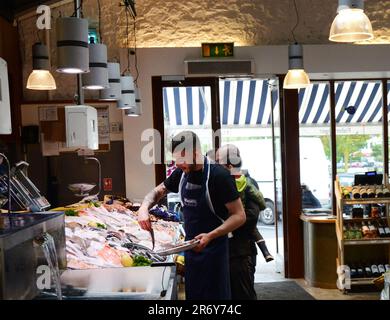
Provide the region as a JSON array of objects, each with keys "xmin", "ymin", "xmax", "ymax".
[{"xmin": 202, "ymin": 43, "xmax": 234, "ymax": 57}]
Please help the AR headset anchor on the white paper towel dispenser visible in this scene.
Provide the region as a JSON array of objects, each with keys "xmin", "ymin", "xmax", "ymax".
[
  {"xmin": 0, "ymin": 58, "xmax": 12, "ymax": 135},
  {"xmin": 65, "ymin": 105, "xmax": 99, "ymax": 150}
]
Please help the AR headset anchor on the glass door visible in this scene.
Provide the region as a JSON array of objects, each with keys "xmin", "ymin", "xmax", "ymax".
[{"xmin": 218, "ymin": 77, "xmax": 284, "ymax": 279}]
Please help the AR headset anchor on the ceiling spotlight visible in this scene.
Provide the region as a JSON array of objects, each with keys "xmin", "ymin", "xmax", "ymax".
[
  {"xmin": 56, "ymin": 17, "xmax": 89, "ymax": 74},
  {"xmin": 329, "ymin": 0, "xmax": 373, "ymax": 42},
  {"xmin": 82, "ymin": 41, "xmax": 109, "ymax": 90},
  {"xmin": 283, "ymin": 44, "xmax": 310, "ymax": 89},
  {"xmin": 27, "ymin": 43, "xmax": 56, "ymax": 90}
]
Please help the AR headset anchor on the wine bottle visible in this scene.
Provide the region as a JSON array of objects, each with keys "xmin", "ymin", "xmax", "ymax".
[
  {"xmin": 376, "ymin": 221, "xmax": 386, "ymax": 238},
  {"xmin": 352, "ymin": 187, "xmax": 361, "ymax": 199},
  {"xmin": 360, "ymin": 187, "xmax": 368, "ymax": 198},
  {"xmin": 357, "ymin": 266, "xmax": 365, "ymax": 278},
  {"xmin": 342, "ymin": 188, "xmax": 351, "ymax": 199},
  {"xmin": 385, "ymin": 264, "xmax": 390, "ymax": 272},
  {"xmin": 364, "ymin": 264, "xmax": 373, "ymax": 277},
  {"xmin": 378, "ymin": 264, "xmax": 386, "ymax": 274},
  {"xmin": 375, "ymin": 186, "xmax": 384, "ymax": 198},
  {"xmin": 367, "ymin": 186, "xmax": 375, "ymax": 198},
  {"xmin": 382, "ymin": 186, "xmax": 390, "ymax": 198},
  {"xmin": 382, "ymin": 220, "xmax": 390, "ymax": 237},
  {"xmin": 350, "ymin": 265, "xmax": 357, "ymax": 278},
  {"xmin": 371, "ymin": 264, "xmax": 380, "ymax": 277}
]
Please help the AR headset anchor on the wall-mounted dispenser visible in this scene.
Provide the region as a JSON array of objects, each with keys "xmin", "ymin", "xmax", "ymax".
[
  {"xmin": 65, "ymin": 105, "xmax": 99, "ymax": 150},
  {"xmin": 0, "ymin": 58, "xmax": 12, "ymax": 135}
]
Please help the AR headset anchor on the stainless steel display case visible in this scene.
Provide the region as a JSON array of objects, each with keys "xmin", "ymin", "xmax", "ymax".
[
  {"xmin": 38, "ymin": 265, "xmax": 177, "ymax": 300},
  {"xmin": 0, "ymin": 212, "xmax": 66, "ymax": 299}
]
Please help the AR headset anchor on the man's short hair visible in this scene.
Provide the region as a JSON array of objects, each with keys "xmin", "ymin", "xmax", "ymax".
[
  {"xmin": 218, "ymin": 144, "xmax": 242, "ymax": 168},
  {"xmin": 170, "ymin": 131, "xmax": 202, "ymax": 155}
]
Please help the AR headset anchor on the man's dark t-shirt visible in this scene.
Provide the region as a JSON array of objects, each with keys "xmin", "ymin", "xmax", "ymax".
[{"xmin": 164, "ymin": 164, "xmax": 239, "ymax": 220}]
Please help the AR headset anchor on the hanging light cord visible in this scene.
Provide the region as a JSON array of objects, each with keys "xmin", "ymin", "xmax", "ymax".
[
  {"xmin": 291, "ymin": 0, "xmax": 299, "ymax": 43},
  {"xmin": 124, "ymin": 5, "xmax": 131, "ymax": 74},
  {"xmin": 133, "ymin": 14, "xmax": 139, "ymax": 84},
  {"xmin": 71, "ymin": 0, "xmax": 84, "ymax": 18},
  {"xmin": 97, "ymin": 0, "xmax": 102, "ymax": 43}
]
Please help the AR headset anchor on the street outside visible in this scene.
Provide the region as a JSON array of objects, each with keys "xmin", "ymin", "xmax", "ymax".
[{"xmin": 255, "ymin": 220, "xmax": 284, "ymax": 282}]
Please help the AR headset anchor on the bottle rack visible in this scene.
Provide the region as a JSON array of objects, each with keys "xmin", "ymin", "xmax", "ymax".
[{"xmin": 334, "ymin": 176, "xmax": 390, "ymax": 291}]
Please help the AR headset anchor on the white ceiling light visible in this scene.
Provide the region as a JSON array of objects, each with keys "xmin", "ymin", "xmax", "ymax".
[
  {"xmin": 56, "ymin": 17, "xmax": 89, "ymax": 74},
  {"xmin": 283, "ymin": 44, "xmax": 310, "ymax": 89},
  {"xmin": 100, "ymin": 62, "xmax": 121, "ymax": 100},
  {"xmin": 329, "ymin": 0, "xmax": 373, "ymax": 42},
  {"xmin": 26, "ymin": 43, "xmax": 56, "ymax": 90},
  {"xmin": 125, "ymin": 87, "xmax": 141, "ymax": 117},
  {"xmin": 82, "ymin": 41, "xmax": 109, "ymax": 90},
  {"xmin": 117, "ymin": 75, "xmax": 136, "ymax": 109}
]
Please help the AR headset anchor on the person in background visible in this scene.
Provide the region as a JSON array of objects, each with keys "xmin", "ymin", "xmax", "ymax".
[
  {"xmin": 138, "ymin": 131, "xmax": 246, "ymax": 300},
  {"xmin": 216, "ymin": 144, "xmax": 273, "ymax": 300},
  {"xmin": 301, "ymin": 183, "xmax": 322, "ymax": 208},
  {"xmin": 209, "ymin": 148, "xmax": 274, "ymax": 263}
]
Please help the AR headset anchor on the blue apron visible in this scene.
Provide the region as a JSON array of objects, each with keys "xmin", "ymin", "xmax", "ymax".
[{"xmin": 180, "ymin": 157, "xmax": 231, "ymax": 300}]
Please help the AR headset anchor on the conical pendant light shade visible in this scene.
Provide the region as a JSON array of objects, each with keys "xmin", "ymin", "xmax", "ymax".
[
  {"xmin": 283, "ymin": 44, "xmax": 310, "ymax": 89},
  {"xmin": 82, "ymin": 43, "xmax": 109, "ymax": 90},
  {"xmin": 100, "ymin": 62, "xmax": 121, "ymax": 100},
  {"xmin": 27, "ymin": 43, "xmax": 56, "ymax": 90},
  {"xmin": 118, "ymin": 75, "xmax": 136, "ymax": 109},
  {"xmin": 56, "ymin": 17, "xmax": 89, "ymax": 74},
  {"xmin": 329, "ymin": 0, "xmax": 373, "ymax": 42},
  {"xmin": 125, "ymin": 87, "xmax": 141, "ymax": 117}
]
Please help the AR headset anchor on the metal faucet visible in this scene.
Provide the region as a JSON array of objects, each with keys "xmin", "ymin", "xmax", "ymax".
[
  {"xmin": 0, "ymin": 153, "xmax": 11, "ymax": 213},
  {"xmin": 85, "ymin": 157, "xmax": 101, "ymax": 199}
]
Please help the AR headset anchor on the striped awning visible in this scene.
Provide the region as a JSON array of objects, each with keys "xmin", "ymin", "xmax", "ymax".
[
  {"xmin": 299, "ymin": 81, "xmax": 385, "ymax": 125},
  {"xmin": 163, "ymin": 80, "xmax": 388, "ymax": 127}
]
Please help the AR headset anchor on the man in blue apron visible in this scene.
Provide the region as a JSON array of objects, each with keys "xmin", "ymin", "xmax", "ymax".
[{"xmin": 138, "ymin": 131, "xmax": 246, "ymax": 300}]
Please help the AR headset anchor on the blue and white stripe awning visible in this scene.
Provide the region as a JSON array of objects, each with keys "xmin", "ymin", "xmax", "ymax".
[
  {"xmin": 298, "ymin": 81, "xmax": 385, "ymax": 125},
  {"xmin": 163, "ymin": 80, "xmax": 388, "ymax": 127}
]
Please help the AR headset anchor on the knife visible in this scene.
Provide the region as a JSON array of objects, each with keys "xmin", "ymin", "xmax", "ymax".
[{"xmin": 150, "ymin": 226, "xmax": 155, "ymax": 250}]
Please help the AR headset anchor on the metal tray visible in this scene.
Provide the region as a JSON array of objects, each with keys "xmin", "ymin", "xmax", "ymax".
[{"xmin": 155, "ymin": 239, "xmax": 200, "ymax": 256}]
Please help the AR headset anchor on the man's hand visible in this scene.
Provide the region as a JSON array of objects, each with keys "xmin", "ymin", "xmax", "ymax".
[
  {"xmin": 137, "ymin": 206, "xmax": 152, "ymax": 231},
  {"xmin": 137, "ymin": 183, "xmax": 169, "ymax": 231},
  {"xmin": 193, "ymin": 233, "xmax": 213, "ymax": 252}
]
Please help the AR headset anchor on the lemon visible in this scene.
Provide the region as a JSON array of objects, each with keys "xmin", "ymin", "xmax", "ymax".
[
  {"xmin": 121, "ymin": 254, "xmax": 134, "ymax": 267},
  {"xmin": 88, "ymin": 221, "xmax": 98, "ymax": 228}
]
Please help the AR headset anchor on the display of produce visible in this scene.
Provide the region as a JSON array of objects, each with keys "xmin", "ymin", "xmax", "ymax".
[{"xmin": 62, "ymin": 201, "xmax": 182, "ymax": 270}]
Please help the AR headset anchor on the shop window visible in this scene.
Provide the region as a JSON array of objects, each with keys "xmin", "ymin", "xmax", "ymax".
[
  {"xmin": 335, "ymin": 81, "xmax": 383, "ymax": 186},
  {"xmin": 298, "ymin": 82, "xmax": 332, "ymax": 209}
]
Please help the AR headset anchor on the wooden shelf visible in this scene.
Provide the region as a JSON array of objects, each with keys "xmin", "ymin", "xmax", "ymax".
[
  {"xmin": 334, "ymin": 176, "xmax": 390, "ymax": 292},
  {"xmin": 350, "ymin": 278, "xmax": 375, "ymax": 285},
  {"xmin": 341, "ymin": 197, "xmax": 390, "ymax": 205},
  {"xmin": 343, "ymin": 238, "xmax": 390, "ymax": 245},
  {"xmin": 343, "ymin": 217, "xmax": 388, "ymax": 222}
]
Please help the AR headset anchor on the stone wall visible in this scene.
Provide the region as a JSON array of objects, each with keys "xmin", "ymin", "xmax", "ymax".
[{"xmin": 17, "ymin": 0, "xmax": 390, "ymax": 101}]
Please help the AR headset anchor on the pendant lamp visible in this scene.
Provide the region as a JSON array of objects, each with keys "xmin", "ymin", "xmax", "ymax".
[
  {"xmin": 56, "ymin": 17, "xmax": 89, "ymax": 74},
  {"xmin": 82, "ymin": 41, "xmax": 109, "ymax": 90},
  {"xmin": 329, "ymin": 0, "xmax": 373, "ymax": 42},
  {"xmin": 117, "ymin": 75, "xmax": 136, "ymax": 109},
  {"xmin": 283, "ymin": 44, "xmax": 310, "ymax": 89},
  {"xmin": 26, "ymin": 43, "xmax": 56, "ymax": 90},
  {"xmin": 125, "ymin": 87, "xmax": 141, "ymax": 117},
  {"xmin": 100, "ymin": 62, "xmax": 121, "ymax": 100}
]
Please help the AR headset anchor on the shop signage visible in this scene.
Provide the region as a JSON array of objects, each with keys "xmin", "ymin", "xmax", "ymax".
[{"xmin": 202, "ymin": 42, "xmax": 234, "ymax": 57}]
